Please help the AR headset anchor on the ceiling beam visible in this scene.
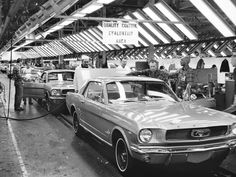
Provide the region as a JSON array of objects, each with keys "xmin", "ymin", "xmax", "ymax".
[{"xmin": 0, "ymin": 0, "xmax": 24, "ymax": 41}]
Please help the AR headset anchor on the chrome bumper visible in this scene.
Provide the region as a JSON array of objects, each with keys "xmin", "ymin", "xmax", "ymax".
[{"xmin": 130, "ymin": 140, "xmax": 236, "ymax": 164}]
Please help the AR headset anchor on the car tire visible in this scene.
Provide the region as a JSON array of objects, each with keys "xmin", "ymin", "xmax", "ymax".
[
  {"xmin": 115, "ymin": 136, "xmax": 134, "ymax": 176},
  {"xmin": 73, "ymin": 111, "xmax": 82, "ymax": 136}
]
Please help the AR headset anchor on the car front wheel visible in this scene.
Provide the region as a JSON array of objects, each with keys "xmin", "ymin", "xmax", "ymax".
[
  {"xmin": 115, "ymin": 137, "xmax": 134, "ymax": 176},
  {"xmin": 73, "ymin": 111, "xmax": 82, "ymax": 136}
]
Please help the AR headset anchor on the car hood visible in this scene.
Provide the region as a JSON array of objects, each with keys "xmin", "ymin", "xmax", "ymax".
[
  {"xmin": 109, "ymin": 100, "xmax": 236, "ymax": 130},
  {"xmin": 46, "ymin": 81, "xmax": 74, "ymax": 89}
]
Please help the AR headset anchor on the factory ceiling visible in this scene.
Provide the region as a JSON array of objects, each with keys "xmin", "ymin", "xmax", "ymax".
[{"xmin": 0, "ymin": 0, "xmax": 236, "ymax": 60}]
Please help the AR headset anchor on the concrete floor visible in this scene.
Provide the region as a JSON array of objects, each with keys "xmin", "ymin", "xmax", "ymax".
[{"xmin": 0, "ymin": 73, "xmax": 236, "ymax": 177}]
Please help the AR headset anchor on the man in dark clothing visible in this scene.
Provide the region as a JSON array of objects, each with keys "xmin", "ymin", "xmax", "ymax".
[
  {"xmin": 126, "ymin": 59, "xmax": 169, "ymax": 83},
  {"xmin": 12, "ymin": 59, "xmax": 24, "ymax": 111}
]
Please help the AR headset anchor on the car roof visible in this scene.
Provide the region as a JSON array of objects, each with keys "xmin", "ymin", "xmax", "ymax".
[{"xmin": 90, "ymin": 76, "xmax": 164, "ymax": 83}]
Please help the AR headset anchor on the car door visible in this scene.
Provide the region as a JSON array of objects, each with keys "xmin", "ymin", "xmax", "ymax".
[
  {"xmin": 23, "ymin": 72, "xmax": 46, "ymax": 99},
  {"xmin": 81, "ymin": 81, "xmax": 107, "ymax": 140}
]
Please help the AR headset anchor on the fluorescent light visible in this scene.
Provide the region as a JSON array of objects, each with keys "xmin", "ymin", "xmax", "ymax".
[
  {"xmin": 44, "ymin": 45, "xmax": 58, "ymax": 56},
  {"xmin": 181, "ymin": 52, "xmax": 187, "ymax": 57},
  {"xmin": 221, "ymin": 51, "xmax": 227, "ymax": 57},
  {"xmin": 47, "ymin": 43, "xmax": 64, "ymax": 55},
  {"xmin": 68, "ymin": 36, "xmax": 90, "ymax": 52},
  {"xmin": 80, "ymin": 32, "xmax": 103, "ymax": 51},
  {"xmin": 124, "ymin": 15, "xmax": 159, "ymax": 45},
  {"xmin": 138, "ymin": 37, "xmax": 149, "ymax": 47},
  {"xmin": 208, "ymin": 50, "xmax": 216, "ymax": 57},
  {"xmin": 77, "ymin": 33, "xmax": 99, "ymax": 51},
  {"xmin": 60, "ymin": 20, "xmax": 73, "ymax": 27},
  {"xmin": 155, "ymin": 1, "xmax": 197, "ymax": 40},
  {"xmin": 72, "ymin": 13, "xmax": 86, "ymax": 17},
  {"xmin": 51, "ymin": 25, "xmax": 64, "ymax": 31},
  {"xmin": 133, "ymin": 11, "xmax": 170, "ymax": 43},
  {"xmin": 54, "ymin": 41, "xmax": 72, "ymax": 54},
  {"xmin": 213, "ymin": 0, "xmax": 236, "ymax": 26},
  {"xmin": 189, "ymin": 0, "xmax": 235, "ymax": 37},
  {"xmin": 58, "ymin": 41, "xmax": 72, "ymax": 54},
  {"xmin": 143, "ymin": 7, "xmax": 183, "ymax": 41},
  {"xmin": 96, "ymin": 0, "xmax": 116, "ymax": 4},
  {"xmin": 63, "ymin": 36, "xmax": 84, "ymax": 52},
  {"xmin": 88, "ymin": 29, "xmax": 114, "ymax": 50},
  {"xmin": 80, "ymin": 3, "xmax": 103, "ymax": 14},
  {"xmin": 74, "ymin": 34, "xmax": 97, "ymax": 52},
  {"xmin": 161, "ymin": 53, "xmax": 166, "ymax": 58},
  {"xmin": 84, "ymin": 31, "xmax": 108, "ymax": 51}
]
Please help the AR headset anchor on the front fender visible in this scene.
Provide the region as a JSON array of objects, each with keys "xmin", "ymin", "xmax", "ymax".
[{"xmin": 111, "ymin": 126, "xmax": 137, "ymax": 156}]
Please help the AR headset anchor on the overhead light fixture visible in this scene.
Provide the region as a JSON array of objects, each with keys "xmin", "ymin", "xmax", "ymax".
[
  {"xmin": 50, "ymin": 25, "xmax": 64, "ymax": 31},
  {"xmin": 83, "ymin": 31, "xmax": 108, "ymax": 51},
  {"xmin": 68, "ymin": 36, "xmax": 91, "ymax": 52},
  {"xmin": 155, "ymin": 1, "xmax": 197, "ymax": 40},
  {"xmin": 54, "ymin": 41, "xmax": 72, "ymax": 54},
  {"xmin": 80, "ymin": 3, "xmax": 103, "ymax": 14},
  {"xmin": 189, "ymin": 0, "xmax": 235, "ymax": 37},
  {"xmin": 221, "ymin": 51, "xmax": 227, "ymax": 57},
  {"xmin": 143, "ymin": 7, "xmax": 183, "ymax": 41},
  {"xmin": 213, "ymin": 0, "xmax": 236, "ymax": 26},
  {"xmin": 88, "ymin": 29, "xmax": 114, "ymax": 50},
  {"xmin": 47, "ymin": 43, "xmax": 64, "ymax": 55},
  {"xmin": 133, "ymin": 11, "xmax": 170, "ymax": 43},
  {"xmin": 124, "ymin": 15, "xmax": 159, "ymax": 45},
  {"xmin": 43, "ymin": 45, "xmax": 57, "ymax": 56},
  {"xmin": 60, "ymin": 19, "xmax": 74, "ymax": 27},
  {"xmin": 80, "ymin": 32, "xmax": 103, "ymax": 51},
  {"xmin": 138, "ymin": 37, "xmax": 149, "ymax": 47},
  {"xmin": 63, "ymin": 36, "xmax": 85, "ymax": 53},
  {"xmin": 72, "ymin": 13, "xmax": 86, "ymax": 17},
  {"xmin": 181, "ymin": 52, "xmax": 187, "ymax": 57},
  {"xmin": 208, "ymin": 49, "xmax": 216, "ymax": 57},
  {"xmin": 96, "ymin": 0, "xmax": 116, "ymax": 4},
  {"xmin": 75, "ymin": 34, "xmax": 98, "ymax": 52},
  {"xmin": 78, "ymin": 33, "xmax": 100, "ymax": 51}
]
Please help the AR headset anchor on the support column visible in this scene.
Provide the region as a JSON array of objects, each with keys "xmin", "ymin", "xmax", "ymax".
[
  {"xmin": 148, "ymin": 44, "xmax": 155, "ymax": 61},
  {"xmin": 58, "ymin": 29, "xmax": 64, "ymax": 65}
]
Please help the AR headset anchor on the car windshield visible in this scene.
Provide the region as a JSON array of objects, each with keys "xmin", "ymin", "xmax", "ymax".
[
  {"xmin": 107, "ymin": 81, "xmax": 178, "ymax": 103},
  {"xmin": 48, "ymin": 72, "xmax": 74, "ymax": 82}
]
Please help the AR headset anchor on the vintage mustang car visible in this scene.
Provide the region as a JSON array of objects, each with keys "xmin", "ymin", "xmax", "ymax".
[
  {"xmin": 24, "ymin": 69, "xmax": 74, "ymax": 112},
  {"xmin": 66, "ymin": 75, "xmax": 236, "ymax": 175}
]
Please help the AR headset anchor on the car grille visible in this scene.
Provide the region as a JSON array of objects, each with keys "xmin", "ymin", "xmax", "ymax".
[
  {"xmin": 62, "ymin": 89, "xmax": 74, "ymax": 95},
  {"xmin": 166, "ymin": 126, "xmax": 228, "ymax": 141}
]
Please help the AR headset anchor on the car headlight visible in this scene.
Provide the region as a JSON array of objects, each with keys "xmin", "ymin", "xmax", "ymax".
[
  {"xmin": 139, "ymin": 129, "xmax": 152, "ymax": 143},
  {"xmin": 51, "ymin": 89, "xmax": 61, "ymax": 96},
  {"xmin": 231, "ymin": 123, "xmax": 236, "ymax": 135}
]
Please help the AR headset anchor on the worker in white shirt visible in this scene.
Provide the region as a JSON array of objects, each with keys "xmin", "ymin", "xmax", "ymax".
[
  {"xmin": 22, "ymin": 61, "xmax": 33, "ymax": 105},
  {"xmin": 117, "ymin": 58, "xmax": 131, "ymax": 72}
]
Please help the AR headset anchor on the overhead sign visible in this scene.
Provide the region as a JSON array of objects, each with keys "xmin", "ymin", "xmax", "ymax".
[{"xmin": 102, "ymin": 21, "xmax": 139, "ymax": 45}]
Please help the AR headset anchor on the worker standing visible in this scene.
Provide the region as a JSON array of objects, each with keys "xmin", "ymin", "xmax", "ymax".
[
  {"xmin": 172, "ymin": 56, "xmax": 194, "ymax": 100},
  {"xmin": 126, "ymin": 59, "xmax": 169, "ymax": 84},
  {"xmin": 22, "ymin": 61, "xmax": 33, "ymax": 105},
  {"xmin": 12, "ymin": 58, "xmax": 24, "ymax": 111}
]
